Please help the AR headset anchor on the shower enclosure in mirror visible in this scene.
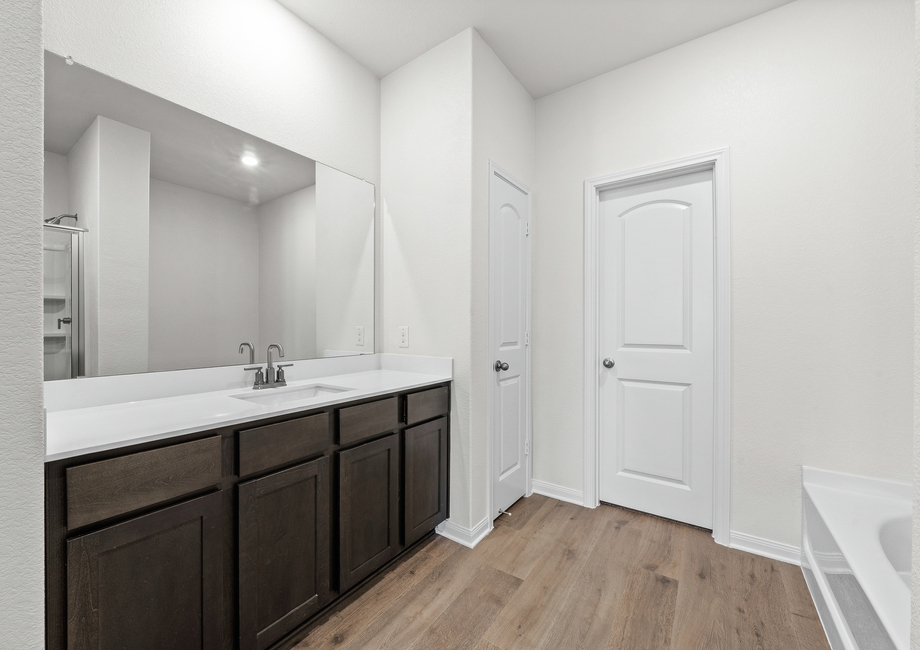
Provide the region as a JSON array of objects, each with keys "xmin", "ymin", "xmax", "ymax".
[
  {"xmin": 43, "ymin": 223, "xmax": 85, "ymax": 380},
  {"xmin": 43, "ymin": 51, "xmax": 375, "ymax": 379}
]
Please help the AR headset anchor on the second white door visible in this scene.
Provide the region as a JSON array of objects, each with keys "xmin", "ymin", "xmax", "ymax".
[
  {"xmin": 598, "ymin": 169, "xmax": 714, "ymax": 528},
  {"xmin": 490, "ymin": 163, "xmax": 531, "ymax": 518}
]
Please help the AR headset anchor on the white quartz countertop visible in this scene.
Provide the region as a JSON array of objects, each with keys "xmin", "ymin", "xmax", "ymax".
[{"xmin": 46, "ymin": 358, "xmax": 451, "ymax": 462}]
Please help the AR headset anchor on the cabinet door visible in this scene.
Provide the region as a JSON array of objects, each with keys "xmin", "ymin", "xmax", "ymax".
[
  {"xmin": 66, "ymin": 492, "xmax": 222, "ymax": 650},
  {"xmin": 338, "ymin": 434, "xmax": 400, "ymax": 592},
  {"xmin": 238, "ymin": 457, "xmax": 330, "ymax": 650},
  {"xmin": 404, "ymin": 417, "xmax": 449, "ymax": 545}
]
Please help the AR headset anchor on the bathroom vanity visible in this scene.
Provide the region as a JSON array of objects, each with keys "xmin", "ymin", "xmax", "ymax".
[{"xmin": 44, "ymin": 358, "xmax": 451, "ymax": 650}]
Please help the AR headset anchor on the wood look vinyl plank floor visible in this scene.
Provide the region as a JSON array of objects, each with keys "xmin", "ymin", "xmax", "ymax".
[{"xmin": 292, "ymin": 496, "xmax": 831, "ymax": 650}]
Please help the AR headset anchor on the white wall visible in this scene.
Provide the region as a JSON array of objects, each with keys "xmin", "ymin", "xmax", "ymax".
[
  {"xmin": 533, "ymin": 0, "xmax": 914, "ymax": 548},
  {"xmin": 315, "ymin": 163, "xmax": 375, "ymax": 355},
  {"xmin": 912, "ymin": 1, "xmax": 920, "ymax": 646},
  {"xmin": 96, "ymin": 117, "xmax": 150, "ymax": 375},
  {"xmin": 69, "ymin": 116, "xmax": 151, "ymax": 376},
  {"xmin": 470, "ymin": 32, "xmax": 535, "ymax": 522},
  {"xmin": 43, "ymin": 0, "xmax": 380, "ymax": 195},
  {"xmin": 382, "ymin": 28, "xmax": 534, "ymax": 532},
  {"xmin": 43, "ymin": 150, "xmax": 68, "ymax": 221},
  {"xmin": 148, "ymin": 179, "xmax": 260, "ymax": 371},
  {"xmin": 0, "ymin": 0, "xmax": 44, "ymax": 646},
  {"xmin": 381, "ymin": 30, "xmax": 474, "ymax": 527},
  {"xmin": 259, "ymin": 184, "xmax": 317, "ymax": 361}
]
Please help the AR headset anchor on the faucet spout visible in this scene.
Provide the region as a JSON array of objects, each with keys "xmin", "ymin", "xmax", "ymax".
[
  {"xmin": 238, "ymin": 342, "xmax": 254, "ymax": 365},
  {"xmin": 266, "ymin": 344, "xmax": 284, "ymax": 384}
]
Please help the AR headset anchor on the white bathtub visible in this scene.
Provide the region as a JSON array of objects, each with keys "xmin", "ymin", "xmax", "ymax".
[{"xmin": 801, "ymin": 467, "xmax": 911, "ymax": 650}]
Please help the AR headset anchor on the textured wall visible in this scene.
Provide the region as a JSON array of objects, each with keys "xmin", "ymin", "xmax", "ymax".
[
  {"xmin": 381, "ymin": 30, "xmax": 474, "ymax": 527},
  {"xmin": 533, "ymin": 0, "xmax": 913, "ymax": 548},
  {"xmin": 912, "ymin": 1, "xmax": 919, "ymax": 647},
  {"xmin": 44, "ymin": 0, "xmax": 380, "ymax": 203},
  {"xmin": 470, "ymin": 32, "xmax": 535, "ymax": 524},
  {"xmin": 0, "ymin": 0, "xmax": 45, "ymax": 647}
]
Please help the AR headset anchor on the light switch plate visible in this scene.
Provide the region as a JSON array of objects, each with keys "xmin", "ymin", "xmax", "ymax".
[
  {"xmin": 398, "ymin": 326, "xmax": 409, "ymax": 348},
  {"xmin": 356, "ymin": 325, "xmax": 365, "ymax": 346}
]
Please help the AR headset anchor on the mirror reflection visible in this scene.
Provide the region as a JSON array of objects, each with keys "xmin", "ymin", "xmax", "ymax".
[{"xmin": 42, "ymin": 52, "xmax": 375, "ymax": 381}]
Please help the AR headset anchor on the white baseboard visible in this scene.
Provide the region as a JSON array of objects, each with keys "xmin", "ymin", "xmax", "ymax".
[
  {"xmin": 729, "ymin": 530, "xmax": 801, "ymax": 566},
  {"xmin": 531, "ymin": 479, "xmax": 585, "ymax": 506},
  {"xmin": 436, "ymin": 516, "xmax": 491, "ymax": 548}
]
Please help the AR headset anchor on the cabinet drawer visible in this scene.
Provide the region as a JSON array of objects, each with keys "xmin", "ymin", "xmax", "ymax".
[
  {"xmin": 66, "ymin": 436, "xmax": 222, "ymax": 530},
  {"xmin": 338, "ymin": 397, "xmax": 398, "ymax": 446},
  {"xmin": 406, "ymin": 386, "xmax": 449, "ymax": 425},
  {"xmin": 239, "ymin": 412, "xmax": 329, "ymax": 478}
]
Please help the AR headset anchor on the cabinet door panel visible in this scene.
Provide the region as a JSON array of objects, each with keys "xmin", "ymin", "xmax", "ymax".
[
  {"xmin": 239, "ymin": 457, "xmax": 330, "ymax": 650},
  {"xmin": 66, "ymin": 492, "xmax": 222, "ymax": 650},
  {"xmin": 338, "ymin": 434, "xmax": 399, "ymax": 591},
  {"xmin": 404, "ymin": 417, "xmax": 449, "ymax": 545}
]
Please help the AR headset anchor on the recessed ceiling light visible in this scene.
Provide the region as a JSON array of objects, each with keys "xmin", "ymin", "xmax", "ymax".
[{"xmin": 241, "ymin": 154, "xmax": 259, "ymax": 167}]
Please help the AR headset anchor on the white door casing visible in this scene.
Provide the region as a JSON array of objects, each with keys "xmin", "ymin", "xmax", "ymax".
[
  {"xmin": 584, "ymin": 150, "xmax": 731, "ymax": 544},
  {"xmin": 489, "ymin": 161, "xmax": 532, "ymax": 520},
  {"xmin": 599, "ymin": 170, "xmax": 714, "ymax": 528}
]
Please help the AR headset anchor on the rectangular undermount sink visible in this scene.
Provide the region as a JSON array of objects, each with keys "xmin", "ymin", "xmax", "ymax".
[{"xmin": 231, "ymin": 384, "xmax": 353, "ymax": 407}]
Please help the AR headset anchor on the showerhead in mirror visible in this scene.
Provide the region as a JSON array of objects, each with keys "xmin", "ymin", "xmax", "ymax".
[{"xmin": 45, "ymin": 213, "xmax": 78, "ymax": 225}]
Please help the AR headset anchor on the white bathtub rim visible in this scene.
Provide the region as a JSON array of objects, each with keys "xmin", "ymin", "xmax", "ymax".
[
  {"xmin": 802, "ymin": 465, "xmax": 911, "ymax": 500},
  {"xmin": 802, "ymin": 466, "xmax": 911, "ymax": 650},
  {"xmin": 801, "ymin": 533, "xmax": 860, "ymax": 650}
]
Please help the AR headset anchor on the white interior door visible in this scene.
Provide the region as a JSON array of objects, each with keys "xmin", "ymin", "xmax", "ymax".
[
  {"xmin": 598, "ymin": 170, "xmax": 714, "ymax": 528},
  {"xmin": 490, "ymin": 164, "xmax": 531, "ymax": 519}
]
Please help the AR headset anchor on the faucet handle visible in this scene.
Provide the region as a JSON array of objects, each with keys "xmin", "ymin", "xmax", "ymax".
[
  {"xmin": 275, "ymin": 363, "xmax": 293, "ymax": 384},
  {"xmin": 243, "ymin": 365, "xmax": 265, "ymax": 388}
]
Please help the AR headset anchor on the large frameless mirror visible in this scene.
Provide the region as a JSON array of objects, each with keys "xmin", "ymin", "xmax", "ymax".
[{"xmin": 43, "ymin": 51, "xmax": 375, "ymax": 380}]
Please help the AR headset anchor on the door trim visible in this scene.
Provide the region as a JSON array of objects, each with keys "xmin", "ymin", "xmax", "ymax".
[
  {"xmin": 583, "ymin": 148, "xmax": 731, "ymax": 545},
  {"xmin": 488, "ymin": 160, "xmax": 533, "ymax": 530}
]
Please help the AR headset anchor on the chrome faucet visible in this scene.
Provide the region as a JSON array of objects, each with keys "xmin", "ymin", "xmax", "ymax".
[
  {"xmin": 238, "ymin": 342, "xmax": 254, "ymax": 365},
  {"xmin": 243, "ymin": 344, "xmax": 290, "ymax": 390},
  {"xmin": 266, "ymin": 344, "xmax": 284, "ymax": 386}
]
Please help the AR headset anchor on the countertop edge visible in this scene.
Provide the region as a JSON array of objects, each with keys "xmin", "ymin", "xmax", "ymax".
[{"xmin": 45, "ymin": 372, "xmax": 450, "ymax": 463}]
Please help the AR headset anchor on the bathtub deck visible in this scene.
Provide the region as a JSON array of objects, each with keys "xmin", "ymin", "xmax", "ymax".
[{"xmin": 288, "ymin": 495, "xmax": 830, "ymax": 650}]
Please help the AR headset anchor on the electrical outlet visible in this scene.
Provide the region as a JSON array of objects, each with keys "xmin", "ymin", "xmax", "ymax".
[
  {"xmin": 356, "ymin": 325, "xmax": 365, "ymax": 346},
  {"xmin": 398, "ymin": 325, "xmax": 409, "ymax": 348}
]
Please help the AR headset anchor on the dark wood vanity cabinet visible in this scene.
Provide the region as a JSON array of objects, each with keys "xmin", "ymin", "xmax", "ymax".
[
  {"xmin": 338, "ymin": 433, "xmax": 401, "ymax": 591},
  {"xmin": 404, "ymin": 416, "xmax": 449, "ymax": 546},
  {"xmin": 239, "ymin": 457, "xmax": 330, "ymax": 650},
  {"xmin": 46, "ymin": 382, "xmax": 450, "ymax": 650},
  {"xmin": 66, "ymin": 492, "xmax": 223, "ymax": 650}
]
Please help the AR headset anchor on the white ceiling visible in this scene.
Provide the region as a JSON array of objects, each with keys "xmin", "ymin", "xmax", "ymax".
[
  {"xmin": 276, "ymin": 0, "xmax": 795, "ymax": 99},
  {"xmin": 44, "ymin": 52, "xmax": 316, "ymax": 206}
]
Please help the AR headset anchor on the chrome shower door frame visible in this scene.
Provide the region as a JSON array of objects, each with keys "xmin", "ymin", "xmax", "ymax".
[{"xmin": 44, "ymin": 223, "xmax": 86, "ymax": 378}]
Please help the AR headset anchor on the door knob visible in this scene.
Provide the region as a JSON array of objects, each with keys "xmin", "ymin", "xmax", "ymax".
[
  {"xmin": 602, "ymin": 358, "xmax": 615, "ymax": 369},
  {"xmin": 494, "ymin": 360, "xmax": 509, "ymax": 372}
]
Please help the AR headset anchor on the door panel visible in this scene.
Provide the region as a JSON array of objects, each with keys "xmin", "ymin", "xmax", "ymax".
[
  {"xmin": 66, "ymin": 492, "xmax": 222, "ymax": 650},
  {"xmin": 620, "ymin": 202, "xmax": 690, "ymax": 348},
  {"xmin": 619, "ymin": 380, "xmax": 690, "ymax": 485},
  {"xmin": 404, "ymin": 417, "xmax": 448, "ymax": 545},
  {"xmin": 238, "ymin": 457, "xmax": 330, "ymax": 650},
  {"xmin": 338, "ymin": 434, "xmax": 400, "ymax": 592},
  {"xmin": 490, "ymin": 166, "xmax": 531, "ymax": 517},
  {"xmin": 599, "ymin": 170, "xmax": 713, "ymax": 528}
]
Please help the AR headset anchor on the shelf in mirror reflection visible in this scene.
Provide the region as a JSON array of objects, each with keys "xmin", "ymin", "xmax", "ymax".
[{"xmin": 231, "ymin": 384, "xmax": 354, "ymax": 408}]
